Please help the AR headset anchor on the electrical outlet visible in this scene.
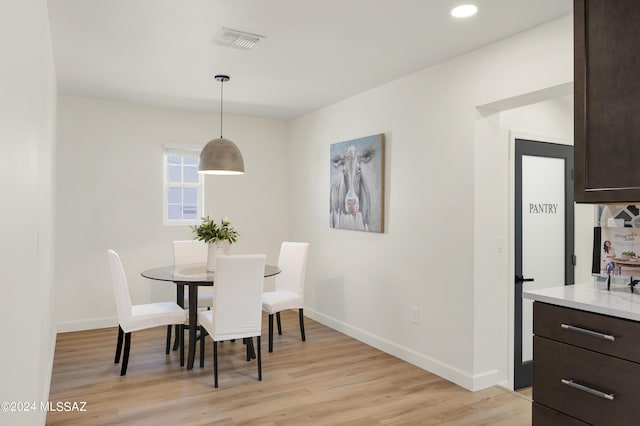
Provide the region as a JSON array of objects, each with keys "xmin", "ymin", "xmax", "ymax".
[{"xmin": 411, "ymin": 307, "xmax": 420, "ymax": 324}]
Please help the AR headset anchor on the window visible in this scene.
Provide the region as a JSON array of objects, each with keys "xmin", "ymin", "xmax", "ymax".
[{"xmin": 163, "ymin": 146, "xmax": 203, "ymax": 225}]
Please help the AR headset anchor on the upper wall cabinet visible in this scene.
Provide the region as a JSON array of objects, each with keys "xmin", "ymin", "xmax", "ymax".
[{"xmin": 574, "ymin": 0, "xmax": 640, "ymax": 203}]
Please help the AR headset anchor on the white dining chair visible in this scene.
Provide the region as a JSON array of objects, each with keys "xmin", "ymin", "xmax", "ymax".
[
  {"xmin": 172, "ymin": 240, "xmax": 214, "ymax": 307},
  {"xmin": 107, "ymin": 249, "xmax": 186, "ymax": 376},
  {"xmin": 198, "ymin": 254, "xmax": 266, "ymax": 387},
  {"xmin": 167, "ymin": 240, "xmax": 213, "ymax": 352},
  {"xmin": 261, "ymin": 242, "xmax": 309, "ymax": 352}
]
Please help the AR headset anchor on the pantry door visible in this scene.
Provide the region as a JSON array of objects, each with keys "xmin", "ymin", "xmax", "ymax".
[{"xmin": 514, "ymin": 139, "xmax": 574, "ymax": 390}]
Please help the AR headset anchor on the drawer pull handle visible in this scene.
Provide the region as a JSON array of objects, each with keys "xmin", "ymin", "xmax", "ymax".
[
  {"xmin": 561, "ymin": 379, "xmax": 615, "ymax": 401},
  {"xmin": 560, "ymin": 324, "xmax": 615, "ymax": 341}
]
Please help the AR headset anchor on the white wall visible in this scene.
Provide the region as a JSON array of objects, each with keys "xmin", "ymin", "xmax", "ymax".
[
  {"xmin": 55, "ymin": 96, "xmax": 289, "ymax": 331},
  {"xmin": 0, "ymin": 0, "xmax": 57, "ymax": 424},
  {"xmin": 288, "ymin": 16, "xmax": 575, "ymax": 390}
]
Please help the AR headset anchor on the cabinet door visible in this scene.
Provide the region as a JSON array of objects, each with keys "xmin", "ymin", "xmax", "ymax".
[
  {"xmin": 574, "ymin": 0, "xmax": 640, "ymax": 203},
  {"xmin": 533, "ymin": 336, "xmax": 640, "ymax": 426},
  {"xmin": 533, "ymin": 403, "xmax": 589, "ymax": 426}
]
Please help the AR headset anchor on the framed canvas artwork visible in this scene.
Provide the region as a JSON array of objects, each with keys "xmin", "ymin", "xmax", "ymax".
[{"xmin": 330, "ymin": 133, "xmax": 385, "ymax": 233}]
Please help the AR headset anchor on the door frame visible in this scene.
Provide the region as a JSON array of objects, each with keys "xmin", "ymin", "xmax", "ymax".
[
  {"xmin": 513, "ymin": 137, "xmax": 574, "ymax": 390},
  {"xmin": 505, "ymin": 131, "xmax": 573, "ymax": 391}
]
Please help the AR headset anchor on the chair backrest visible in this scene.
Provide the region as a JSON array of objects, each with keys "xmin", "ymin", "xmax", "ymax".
[
  {"xmin": 107, "ymin": 249, "xmax": 133, "ymax": 326},
  {"xmin": 275, "ymin": 242, "xmax": 309, "ymax": 296},
  {"xmin": 212, "ymin": 254, "xmax": 266, "ymax": 341},
  {"xmin": 172, "ymin": 240, "xmax": 208, "ymax": 265}
]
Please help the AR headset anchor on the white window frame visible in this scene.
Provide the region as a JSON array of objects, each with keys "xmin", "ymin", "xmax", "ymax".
[{"xmin": 163, "ymin": 144, "xmax": 204, "ymax": 226}]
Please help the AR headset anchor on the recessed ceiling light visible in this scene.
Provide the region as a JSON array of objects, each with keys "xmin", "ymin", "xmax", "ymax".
[{"xmin": 451, "ymin": 4, "xmax": 478, "ymax": 18}]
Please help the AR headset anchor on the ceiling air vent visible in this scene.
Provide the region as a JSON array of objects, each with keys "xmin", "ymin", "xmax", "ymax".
[{"xmin": 212, "ymin": 27, "xmax": 265, "ymax": 50}]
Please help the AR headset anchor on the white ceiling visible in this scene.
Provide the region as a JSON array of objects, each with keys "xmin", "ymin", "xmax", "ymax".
[{"xmin": 47, "ymin": 0, "xmax": 572, "ymax": 120}]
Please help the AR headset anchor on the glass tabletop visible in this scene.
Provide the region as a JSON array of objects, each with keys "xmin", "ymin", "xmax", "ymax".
[{"xmin": 141, "ymin": 263, "xmax": 281, "ymax": 284}]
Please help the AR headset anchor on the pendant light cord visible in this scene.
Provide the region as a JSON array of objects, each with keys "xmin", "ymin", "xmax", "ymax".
[
  {"xmin": 214, "ymin": 74, "xmax": 229, "ymax": 138},
  {"xmin": 219, "ymin": 79, "xmax": 224, "ymax": 138}
]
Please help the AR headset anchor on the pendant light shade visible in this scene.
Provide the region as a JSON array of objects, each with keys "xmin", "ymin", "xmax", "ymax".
[
  {"xmin": 198, "ymin": 75, "xmax": 245, "ymax": 175},
  {"xmin": 199, "ymin": 137, "xmax": 244, "ymax": 175}
]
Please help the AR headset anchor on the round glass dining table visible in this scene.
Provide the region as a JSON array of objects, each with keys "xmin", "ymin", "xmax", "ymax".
[{"xmin": 141, "ymin": 263, "xmax": 281, "ymax": 370}]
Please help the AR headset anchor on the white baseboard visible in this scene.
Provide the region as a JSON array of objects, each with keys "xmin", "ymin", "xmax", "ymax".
[
  {"xmin": 56, "ymin": 316, "xmax": 118, "ymax": 333},
  {"xmin": 470, "ymin": 368, "xmax": 502, "ymax": 391},
  {"xmin": 496, "ymin": 379, "xmax": 512, "ymax": 390},
  {"xmin": 304, "ymin": 308, "xmax": 500, "ymax": 392}
]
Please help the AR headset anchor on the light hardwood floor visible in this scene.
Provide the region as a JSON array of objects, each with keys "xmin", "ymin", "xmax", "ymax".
[
  {"xmin": 516, "ymin": 387, "xmax": 532, "ymax": 401},
  {"xmin": 47, "ymin": 311, "xmax": 531, "ymax": 425}
]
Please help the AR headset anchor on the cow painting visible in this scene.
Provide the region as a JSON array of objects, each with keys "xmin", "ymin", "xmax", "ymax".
[{"xmin": 330, "ymin": 134, "xmax": 384, "ymax": 233}]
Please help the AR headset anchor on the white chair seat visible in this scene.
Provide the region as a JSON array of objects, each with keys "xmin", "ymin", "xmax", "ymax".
[
  {"xmin": 198, "ymin": 310, "xmax": 213, "ymax": 328},
  {"xmin": 124, "ymin": 302, "xmax": 186, "ymax": 333},
  {"xmin": 184, "ymin": 289, "xmax": 214, "ymax": 308},
  {"xmin": 261, "ymin": 290, "xmax": 303, "ymax": 314},
  {"xmin": 198, "ymin": 309, "xmax": 262, "ymax": 343}
]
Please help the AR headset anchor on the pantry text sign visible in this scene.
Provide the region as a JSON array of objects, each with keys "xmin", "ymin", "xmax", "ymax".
[{"xmin": 528, "ymin": 203, "xmax": 559, "ymax": 214}]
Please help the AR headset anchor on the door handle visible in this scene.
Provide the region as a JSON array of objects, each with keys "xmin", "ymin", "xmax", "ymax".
[{"xmin": 515, "ymin": 275, "xmax": 534, "ymax": 284}]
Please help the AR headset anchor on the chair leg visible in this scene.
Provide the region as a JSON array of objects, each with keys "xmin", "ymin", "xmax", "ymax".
[
  {"xmin": 246, "ymin": 338, "xmax": 257, "ymax": 360},
  {"xmin": 299, "ymin": 308, "xmax": 306, "ymax": 341},
  {"xmin": 179, "ymin": 324, "xmax": 184, "ymax": 367},
  {"xmin": 257, "ymin": 336, "xmax": 262, "ymax": 381},
  {"xmin": 213, "ymin": 340, "xmax": 219, "ymax": 388},
  {"xmin": 165, "ymin": 325, "xmax": 172, "ymax": 355},
  {"xmin": 200, "ymin": 327, "xmax": 206, "ymax": 368},
  {"xmin": 250, "ymin": 338, "xmax": 256, "ymax": 359},
  {"xmin": 268, "ymin": 314, "xmax": 274, "ymax": 353},
  {"xmin": 120, "ymin": 332, "xmax": 131, "ymax": 376},
  {"xmin": 114, "ymin": 325, "xmax": 124, "ymax": 363},
  {"xmin": 276, "ymin": 312, "xmax": 282, "ymax": 335},
  {"xmin": 172, "ymin": 324, "xmax": 180, "ymax": 351}
]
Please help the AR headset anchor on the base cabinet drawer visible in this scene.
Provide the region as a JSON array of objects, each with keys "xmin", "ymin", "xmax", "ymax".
[
  {"xmin": 533, "ymin": 403, "xmax": 589, "ymax": 426},
  {"xmin": 533, "ymin": 336, "xmax": 640, "ymax": 426},
  {"xmin": 534, "ymin": 302, "xmax": 640, "ymax": 363}
]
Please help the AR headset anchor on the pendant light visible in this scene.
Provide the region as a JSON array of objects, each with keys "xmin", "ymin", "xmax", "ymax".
[{"xmin": 198, "ymin": 74, "xmax": 245, "ymax": 175}]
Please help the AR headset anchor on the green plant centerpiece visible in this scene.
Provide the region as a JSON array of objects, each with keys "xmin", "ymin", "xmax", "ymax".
[
  {"xmin": 191, "ymin": 216, "xmax": 239, "ymax": 245},
  {"xmin": 191, "ymin": 216, "xmax": 239, "ymax": 271}
]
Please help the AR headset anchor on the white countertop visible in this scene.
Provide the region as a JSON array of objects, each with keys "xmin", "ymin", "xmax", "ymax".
[{"xmin": 523, "ymin": 281, "xmax": 640, "ymax": 321}]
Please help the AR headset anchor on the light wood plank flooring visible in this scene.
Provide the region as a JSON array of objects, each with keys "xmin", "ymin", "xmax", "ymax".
[
  {"xmin": 516, "ymin": 387, "xmax": 532, "ymax": 401},
  {"xmin": 48, "ymin": 311, "xmax": 531, "ymax": 425}
]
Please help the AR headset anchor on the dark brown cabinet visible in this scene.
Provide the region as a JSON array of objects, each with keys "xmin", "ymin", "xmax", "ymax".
[
  {"xmin": 532, "ymin": 302, "xmax": 640, "ymax": 425},
  {"xmin": 574, "ymin": 0, "xmax": 640, "ymax": 203}
]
